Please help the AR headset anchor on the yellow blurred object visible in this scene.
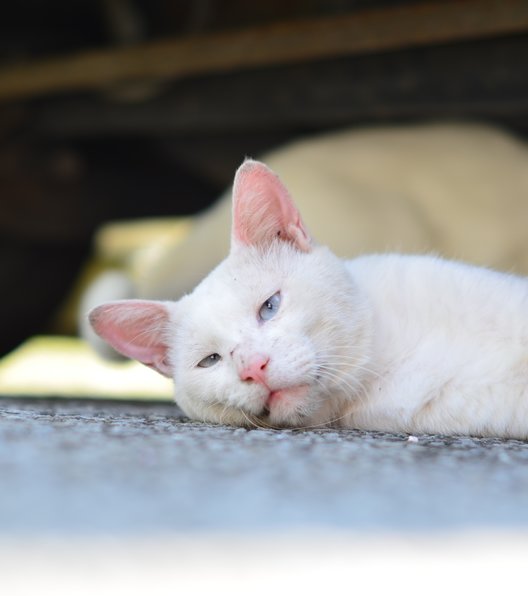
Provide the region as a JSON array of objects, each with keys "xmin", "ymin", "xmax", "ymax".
[
  {"xmin": 94, "ymin": 216, "xmax": 193, "ymax": 269},
  {"xmin": 0, "ymin": 336, "xmax": 173, "ymax": 400},
  {"xmin": 53, "ymin": 216, "xmax": 193, "ymax": 335}
]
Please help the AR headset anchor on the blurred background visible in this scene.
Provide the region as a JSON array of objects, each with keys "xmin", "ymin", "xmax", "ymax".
[
  {"xmin": 2, "ymin": 3, "xmax": 528, "ymax": 590},
  {"xmin": 1, "ymin": 0, "xmax": 528, "ymax": 357}
]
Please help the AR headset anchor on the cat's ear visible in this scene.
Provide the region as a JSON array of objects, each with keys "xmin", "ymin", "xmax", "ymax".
[
  {"xmin": 231, "ymin": 159, "xmax": 312, "ymax": 252},
  {"xmin": 88, "ymin": 300, "xmax": 172, "ymax": 377}
]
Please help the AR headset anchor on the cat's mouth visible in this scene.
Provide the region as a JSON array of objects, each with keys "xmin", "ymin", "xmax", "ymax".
[{"xmin": 259, "ymin": 384, "xmax": 311, "ymax": 420}]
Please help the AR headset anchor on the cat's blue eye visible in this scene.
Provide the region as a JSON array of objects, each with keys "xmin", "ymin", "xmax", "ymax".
[
  {"xmin": 258, "ymin": 292, "xmax": 281, "ymax": 322},
  {"xmin": 197, "ymin": 353, "xmax": 221, "ymax": 368}
]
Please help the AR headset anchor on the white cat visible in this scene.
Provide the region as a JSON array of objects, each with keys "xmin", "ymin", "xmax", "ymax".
[{"xmin": 89, "ymin": 160, "xmax": 528, "ymax": 439}]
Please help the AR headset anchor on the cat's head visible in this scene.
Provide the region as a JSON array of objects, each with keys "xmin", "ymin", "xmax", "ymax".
[{"xmin": 89, "ymin": 160, "xmax": 372, "ymax": 428}]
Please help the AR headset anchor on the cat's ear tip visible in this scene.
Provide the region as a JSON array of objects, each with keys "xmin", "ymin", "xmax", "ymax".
[
  {"xmin": 87, "ymin": 304, "xmax": 103, "ymax": 324},
  {"xmin": 88, "ymin": 301, "xmax": 117, "ymax": 317},
  {"xmin": 237, "ymin": 158, "xmax": 270, "ymax": 174},
  {"xmin": 87, "ymin": 302, "xmax": 114, "ymax": 331},
  {"xmin": 234, "ymin": 159, "xmax": 278, "ymax": 190},
  {"xmin": 87, "ymin": 300, "xmax": 131, "ymax": 328}
]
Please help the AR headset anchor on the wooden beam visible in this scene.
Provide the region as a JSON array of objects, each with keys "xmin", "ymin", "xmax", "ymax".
[
  {"xmin": 35, "ymin": 36, "xmax": 528, "ymax": 136},
  {"xmin": 1, "ymin": 0, "xmax": 528, "ymax": 102}
]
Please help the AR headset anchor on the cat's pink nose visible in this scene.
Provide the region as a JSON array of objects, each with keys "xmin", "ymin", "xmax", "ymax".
[{"xmin": 239, "ymin": 355, "xmax": 270, "ymax": 385}]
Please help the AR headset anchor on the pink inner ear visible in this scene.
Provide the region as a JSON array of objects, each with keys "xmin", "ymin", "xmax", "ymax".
[
  {"xmin": 231, "ymin": 160, "xmax": 312, "ymax": 252},
  {"xmin": 89, "ymin": 300, "xmax": 172, "ymax": 377}
]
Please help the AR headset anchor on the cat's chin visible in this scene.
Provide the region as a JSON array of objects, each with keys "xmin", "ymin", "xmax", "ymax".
[{"xmin": 182, "ymin": 384, "xmax": 333, "ymax": 430}]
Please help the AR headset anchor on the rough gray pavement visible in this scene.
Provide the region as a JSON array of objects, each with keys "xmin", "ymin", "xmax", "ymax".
[{"xmin": 1, "ymin": 397, "xmax": 528, "ymax": 536}]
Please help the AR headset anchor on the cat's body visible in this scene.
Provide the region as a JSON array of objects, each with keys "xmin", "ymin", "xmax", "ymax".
[
  {"xmin": 90, "ymin": 160, "xmax": 528, "ymax": 439},
  {"xmin": 342, "ymin": 254, "xmax": 528, "ymax": 437}
]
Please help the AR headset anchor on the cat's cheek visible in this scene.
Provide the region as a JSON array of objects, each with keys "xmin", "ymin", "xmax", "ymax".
[
  {"xmin": 172, "ymin": 367, "xmax": 248, "ymax": 425},
  {"xmin": 170, "ymin": 382, "xmax": 197, "ymax": 420},
  {"xmin": 177, "ymin": 392, "xmax": 254, "ymax": 427},
  {"xmin": 171, "ymin": 371, "xmax": 208, "ymax": 421},
  {"xmin": 173, "ymin": 389, "xmax": 221, "ymax": 425}
]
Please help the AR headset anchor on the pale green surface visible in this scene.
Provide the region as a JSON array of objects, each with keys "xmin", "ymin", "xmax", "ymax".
[{"xmin": 0, "ymin": 336, "xmax": 172, "ymax": 400}]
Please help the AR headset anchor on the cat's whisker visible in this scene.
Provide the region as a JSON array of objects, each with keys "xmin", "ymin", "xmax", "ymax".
[
  {"xmin": 313, "ymin": 368, "xmax": 370, "ymax": 408},
  {"xmin": 242, "ymin": 410, "xmax": 277, "ymax": 430},
  {"xmin": 315, "ymin": 364, "xmax": 365, "ymax": 389},
  {"xmin": 314, "ymin": 348, "xmax": 380, "ymax": 372},
  {"xmin": 286, "ymin": 408, "xmax": 351, "ymax": 432},
  {"xmin": 219, "ymin": 402, "xmax": 232, "ymax": 426},
  {"xmin": 318, "ymin": 357, "xmax": 380, "ymax": 375},
  {"xmin": 240, "ymin": 409, "xmax": 262, "ymax": 429},
  {"xmin": 310, "ymin": 411, "xmax": 353, "ymax": 430},
  {"xmin": 318, "ymin": 363, "xmax": 382, "ymax": 387},
  {"xmin": 311, "ymin": 374, "xmax": 331, "ymax": 395}
]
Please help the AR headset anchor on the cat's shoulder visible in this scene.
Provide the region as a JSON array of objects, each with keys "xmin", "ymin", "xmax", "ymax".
[
  {"xmin": 345, "ymin": 252, "xmax": 447, "ymax": 278},
  {"xmin": 344, "ymin": 252, "xmax": 528, "ymax": 301}
]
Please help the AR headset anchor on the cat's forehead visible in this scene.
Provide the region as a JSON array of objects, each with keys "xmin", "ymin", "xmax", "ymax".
[
  {"xmin": 202, "ymin": 244, "xmax": 298, "ymax": 294},
  {"xmin": 178, "ymin": 244, "xmax": 300, "ymax": 332},
  {"xmin": 190, "ymin": 251, "xmax": 278, "ymax": 308}
]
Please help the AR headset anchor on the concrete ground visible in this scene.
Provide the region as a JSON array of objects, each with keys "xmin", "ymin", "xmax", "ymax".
[{"xmin": 1, "ymin": 397, "xmax": 528, "ymax": 594}]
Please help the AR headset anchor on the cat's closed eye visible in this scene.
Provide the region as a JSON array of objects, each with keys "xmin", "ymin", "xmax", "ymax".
[
  {"xmin": 197, "ymin": 353, "xmax": 221, "ymax": 368},
  {"xmin": 258, "ymin": 292, "xmax": 281, "ymax": 322}
]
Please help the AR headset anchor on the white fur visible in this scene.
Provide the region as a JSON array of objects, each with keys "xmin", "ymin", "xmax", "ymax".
[
  {"xmin": 165, "ymin": 246, "xmax": 528, "ymax": 438},
  {"xmin": 168, "ymin": 241, "xmax": 373, "ymax": 430}
]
